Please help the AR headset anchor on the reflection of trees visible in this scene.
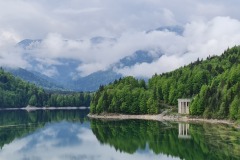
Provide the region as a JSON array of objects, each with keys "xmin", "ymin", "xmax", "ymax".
[
  {"xmin": 0, "ymin": 110, "xmax": 88, "ymax": 149},
  {"xmin": 90, "ymin": 120, "xmax": 240, "ymax": 160},
  {"xmin": 190, "ymin": 123, "xmax": 240, "ymax": 160}
]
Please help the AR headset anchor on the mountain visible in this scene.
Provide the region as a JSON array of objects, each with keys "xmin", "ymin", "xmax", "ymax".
[
  {"xmin": 117, "ymin": 50, "xmax": 160, "ymax": 67},
  {"xmin": 16, "ymin": 38, "xmax": 162, "ymax": 91},
  {"xmin": 90, "ymin": 36, "xmax": 116, "ymax": 44},
  {"xmin": 73, "ymin": 70, "xmax": 122, "ymax": 91},
  {"xmin": 18, "ymin": 39, "xmax": 42, "ymax": 49},
  {"xmin": 15, "ymin": 26, "xmax": 177, "ymax": 91},
  {"xmin": 72, "ymin": 50, "xmax": 162, "ymax": 91},
  {"xmin": 146, "ymin": 25, "xmax": 184, "ymax": 35},
  {"xmin": 0, "ymin": 68, "xmax": 91, "ymax": 108},
  {"xmin": 90, "ymin": 46, "xmax": 240, "ymax": 120},
  {"xmin": 0, "ymin": 68, "xmax": 46, "ymax": 108},
  {"xmin": 5, "ymin": 67, "xmax": 65, "ymax": 90}
]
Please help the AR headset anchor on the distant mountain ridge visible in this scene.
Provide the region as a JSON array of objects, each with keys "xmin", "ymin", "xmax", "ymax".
[
  {"xmin": 5, "ymin": 67, "xmax": 65, "ymax": 90},
  {"xmin": 15, "ymin": 41, "xmax": 162, "ymax": 91},
  {"xmin": 11, "ymin": 25, "xmax": 182, "ymax": 91},
  {"xmin": 146, "ymin": 25, "xmax": 184, "ymax": 35}
]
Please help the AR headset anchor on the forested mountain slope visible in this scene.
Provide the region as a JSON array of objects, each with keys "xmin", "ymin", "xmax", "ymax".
[
  {"xmin": 5, "ymin": 68, "xmax": 65, "ymax": 90},
  {"xmin": 0, "ymin": 68, "xmax": 91, "ymax": 108},
  {"xmin": 90, "ymin": 46, "xmax": 240, "ymax": 120}
]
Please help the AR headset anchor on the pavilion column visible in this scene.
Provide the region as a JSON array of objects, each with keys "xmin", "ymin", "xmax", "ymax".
[{"xmin": 180, "ymin": 102, "xmax": 181, "ymax": 113}]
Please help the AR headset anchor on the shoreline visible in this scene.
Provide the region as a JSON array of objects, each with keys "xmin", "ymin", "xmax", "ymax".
[
  {"xmin": 88, "ymin": 113, "xmax": 239, "ymax": 127},
  {"xmin": 0, "ymin": 106, "xmax": 90, "ymax": 111}
]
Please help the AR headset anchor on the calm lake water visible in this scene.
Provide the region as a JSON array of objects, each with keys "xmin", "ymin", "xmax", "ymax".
[{"xmin": 0, "ymin": 110, "xmax": 239, "ymax": 160}]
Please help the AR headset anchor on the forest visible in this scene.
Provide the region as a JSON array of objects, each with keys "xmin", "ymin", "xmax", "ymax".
[
  {"xmin": 90, "ymin": 46, "xmax": 240, "ymax": 120},
  {"xmin": 0, "ymin": 68, "xmax": 91, "ymax": 108}
]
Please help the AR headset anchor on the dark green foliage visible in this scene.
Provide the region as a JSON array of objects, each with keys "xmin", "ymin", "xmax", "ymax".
[
  {"xmin": 0, "ymin": 68, "xmax": 91, "ymax": 108},
  {"xmin": 91, "ymin": 46, "xmax": 240, "ymax": 120},
  {"xmin": 90, "ymin": 77, "xmax": 159, "ymax": 114},
  {"xmin": 190, "ymin": 47, "xmax": 240, "ymax": 119}
]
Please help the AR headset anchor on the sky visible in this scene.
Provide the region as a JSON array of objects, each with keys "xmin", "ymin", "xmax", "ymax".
[{"xmin": 1, "ymin": 0, "xmax": 240, "ymax": 77}]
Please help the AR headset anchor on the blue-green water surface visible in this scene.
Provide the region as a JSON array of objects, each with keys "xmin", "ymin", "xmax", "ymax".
[{"xmin": 0, "ymin": 110, "xmax": 239, "ymax": 160}]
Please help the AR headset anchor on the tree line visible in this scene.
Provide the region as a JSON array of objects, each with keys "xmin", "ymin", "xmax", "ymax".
[
  {"xmin": 0, "ymin": 68, "xmax": 91, "ymax": 108},
  {"xmin": 90, "ymin": 46, "xmax": 240, "ymax": 120},
  {"xmin": 90, "ymin": 77, "xmax": 160, "ymax": 114}
]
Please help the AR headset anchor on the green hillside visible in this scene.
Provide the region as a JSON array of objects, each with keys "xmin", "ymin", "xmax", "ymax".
[
  {"xmin": 90, "ymin": 46, "xmax": 240, "ymax": 120},
  {"xmin": 0, "ymin": 68, "xmax": 91, "ymax": 108}
]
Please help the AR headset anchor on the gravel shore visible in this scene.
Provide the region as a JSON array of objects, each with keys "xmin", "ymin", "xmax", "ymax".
[{"xmin": 88, "ymin": 113, "xmax": 237, "ymax": 127}]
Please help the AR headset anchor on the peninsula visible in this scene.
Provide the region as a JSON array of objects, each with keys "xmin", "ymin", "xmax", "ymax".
[{"xmin": 89, "ymin": 46, "xmax": 240, "ymax": 123}]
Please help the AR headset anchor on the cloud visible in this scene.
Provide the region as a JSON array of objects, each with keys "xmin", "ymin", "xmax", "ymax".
[
  {"xmin": 0, "ymin": 122, "xmax": 179, "ymax": 160},
  {"xmin": 2, "ymin": 0, "xmax": 240, "ymax": 39},
  {"xmin": 35, "ymin": 63, "xmax": 59, "ymax": 77},
  {"xmin": 24, "ymin": 30, "xmax": 185, "ymax": 77},
  {"xmin": 1, "ymin": 1, "xmax": 240, "ymax": 78},
  {"xmin": 2, "ymin": 16, "xmax": 240, "ymax": 78},
  {"xmin": 76, "ymin": 63, "xmax": 107, "ymax": 77},
  {"xmin": 116, "ymin": 16, "xmax": 240, "ymax": 77},
  {"xmin": 53, "ymin": 7, "xmax": 103, "ymax": 15},
  {"xmin": 0, "ymin": 29, "xmax": 28, "ymax": 68},
  {"xmin": 116, "ymin": 55, "xmax": 184, "ymax": 78}
]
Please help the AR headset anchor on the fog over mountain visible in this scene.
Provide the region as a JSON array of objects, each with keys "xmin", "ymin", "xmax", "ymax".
[
  {"xmin": 1, "ymin": 0, "xmax": 240, "ymax": 90},
  {"xmin": 11, "ymin": 36, "xmax": 162, "ymax": 91}
]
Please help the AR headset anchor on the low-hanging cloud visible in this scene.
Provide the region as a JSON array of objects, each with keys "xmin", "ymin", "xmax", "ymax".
[
  {"xmin": 1, "ymin": 0, "xmax": 240, "ymax": 78},
  {"xmin": 117, "ymin": 16, "xmax": 240, "ymax": 77},
  {"xmin": 0, "ymin": 29, "xmax": 28, "ymax": 69},
  {"xmin": 2, "ymin": 16, "xmax": 240, "ymax": 78},
  {"xmin": 21, "ymin": 30, "xmax": 185, "ymax": 77}
]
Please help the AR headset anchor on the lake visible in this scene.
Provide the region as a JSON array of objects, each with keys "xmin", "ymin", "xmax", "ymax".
[{"xmin": 0, "ymin": 110, "xmax": 239, "ymax": 160}]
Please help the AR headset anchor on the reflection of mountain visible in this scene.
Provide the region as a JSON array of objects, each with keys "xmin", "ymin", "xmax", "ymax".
[
  {"xmin": 0, "ymin": 110, "xmax": 88, "ymax": 149},
  {"xmin": 90, "ymin": 120, "xmax": 240, "ymax": 160}
]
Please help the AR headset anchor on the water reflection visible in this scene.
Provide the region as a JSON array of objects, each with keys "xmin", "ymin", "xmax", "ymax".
[
  {"xmin": 0, "ymin": 110, "xmax": 88, "ymax": 150},
  {"xmin": 0, "ymin": 110, "xmax": 239, "ymax": 160},
  {"xmin": 91, "ymin": 120, "xmax": 240, "ymax": 160},
  {"xmin": 0, "ymin": 121, "xmax": 178, "ymax": 160},
  {"xmin": 178, "ymin": 123, "xmax": 191, "ymax": 139}
]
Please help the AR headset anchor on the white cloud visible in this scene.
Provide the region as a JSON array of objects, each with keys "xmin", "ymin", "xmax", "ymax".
[
  {"xmin": 0, "ymin": 29, "xmax": 28, "ymax": 68},
  {"xmin": 1, "ymin": 1, "xmax": 240, "ymax": 78},
  {"xmin": 77, "ymin": 63, "xmax": 107, "ymax": 77},
  {"xmin": 2, "ymin": 0, "xmax": 240, "ymax": 39},
  {"xmin": 53, "ymin": 7, "xmax": 103, "ymax": 15},
  {"xmin": 117, "ymin": 55, "xmax": 184, "ymax": 78},
  {"xmin": 0, "ymin": 122, "xmax": 180, "ymax": 160},
  {"xmin": 28, "ymin": 30, "xmax": 185, "ymax": 76},
  {"xmin": 117, "ymin": 16, "xmax": 240, "ymax": 77},
  {"xmin": 36, "ymin": 64, "xmax": 59, "ymax": 77},
  {"xmin": 2, "ymin": 16, "xmax": 240, "ymax": 78}
]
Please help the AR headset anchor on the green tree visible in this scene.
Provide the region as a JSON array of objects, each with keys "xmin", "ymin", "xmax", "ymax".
[{"xmin": 28, "ymin": 95, "xmax": 37, "ymax": 106}]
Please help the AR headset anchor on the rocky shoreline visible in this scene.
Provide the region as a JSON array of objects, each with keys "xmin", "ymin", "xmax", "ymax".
[{"xmin": 88, "ymin": 113, "xmax": 239, "ymax": 127}]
